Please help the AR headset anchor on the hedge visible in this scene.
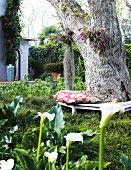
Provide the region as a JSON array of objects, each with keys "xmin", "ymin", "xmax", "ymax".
[{"xmin": 29, "ymin": 44, "xmax": 131, "ymax": 79}]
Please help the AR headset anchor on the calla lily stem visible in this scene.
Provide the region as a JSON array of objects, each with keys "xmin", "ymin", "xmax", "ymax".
[
  {"xmin": 99, "ymin": 127, "xmax": 105, "ymax": 170},
  {"xmin": 36, "ymin": 120, "xmax": 43, "ymax": 162},
  {"xmin": 49, "ymin": 161, "xmax": 51, "ymax": 170},
  {"xmin": 66, "ymin": 146, "xmax": 69, "ymax": 170}
]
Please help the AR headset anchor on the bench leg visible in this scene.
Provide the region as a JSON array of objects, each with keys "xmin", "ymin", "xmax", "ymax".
[{"xmin": 72, "ymin": 106, "xmax": 77, "ymax": 115}]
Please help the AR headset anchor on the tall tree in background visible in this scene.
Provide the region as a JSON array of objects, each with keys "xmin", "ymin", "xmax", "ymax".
[
  {"xmin": 47, "ymin": 0, "xmax": 131, "ymax": 102},
  {"xmin": 63, "ymin": 31, "xmax": 75, "ymax": 90}
]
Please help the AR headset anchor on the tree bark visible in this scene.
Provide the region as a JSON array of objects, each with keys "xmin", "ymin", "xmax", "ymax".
[{"xmin": 47, "ymin": 0, "xmax": 131, "ymax": 102}]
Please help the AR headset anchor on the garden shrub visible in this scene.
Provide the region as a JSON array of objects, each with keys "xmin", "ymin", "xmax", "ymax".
[
  {"xmin": 29, "ymin": 43, "xmax": 64, "ymax": 79},
  {"xmin": 29, "ymin": 25, "xmax": 84, "ymax": 80},
  {"xmin": 29, "ymin": 44, "xmax": 84, "ymax": 80},
  {"xmin": 38, "ymin": 25, "xmax": 60, "ymax": 45}
]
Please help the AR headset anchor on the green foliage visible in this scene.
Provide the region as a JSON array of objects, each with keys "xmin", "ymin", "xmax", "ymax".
[
  {"xmin": 76, "ymin": 57, "xmax": 85, "ymax": 81},
  {"xmin": 2, "ymin": 0, "xmax": 22, "ymax": 65},
  {"xmin": 120, "ymin": 153, "xmax": 131, "ymax": 170},
  {"xmin": 72, "ymin": 155, "xmax": 98, "ymax": 170},
  {"xmin": 125, "ymin": 44, "xmax": 131, "ymax": 77},
  {"xmin": 53, "ymin": 75, "xmax": 65, "ymax": 92},
  {"xmin": 0, "ymin": 119, "xmax": 8, "ymax": 127},
  {"xmin": 29, "ymin": 41, "xmax": 64, "ymax": 78},
  {"xmin": 73, "ymin": 76, "xmax": 86, "ymax": 91},
  {"xmin": 38, "ymin": 25, "xmax": 59, "ymax": 45},
  {"xmin": 15, "ymin": 104, "xmax": 98, "ymax": 170},
  {"xmin": 49, "ymin": 104, "xmax": 65, "ymax": 136},
  {"xmin": 2, "ymin": 125, "xmax": 18, "ymax": 144},
  {"xmin": 0, "ymin": 95, "xmax": 23, "ymax": 119},
  {"xmin": 0, "ymin": 96, "xmax": 23, "ymax": 159},
  {"xmin": 0, "ymin": 79, "xmax": 53, "ymax": 99},
  {"xmin": 45, "ymin": 62, "xmax": 63, "ymax": 72},
  {"xmin": 14, "ymin": 148, "xmax": 37, "ymax": 170},
  {"xmin": 7, "ymin": 95, "xmax": 23, "ymax": 117},
  {"xmin": 53, "ymin": 75, "xmax": 86, "ymax": 92},
  {"xmin": 0, "ymin": 80, "xmax": 130, "ymax": 169},
  {"xmin": 29, "ymin": 26, "xmax": 82, "ymax": 80},
  {"xmin": 0, "ymin": 94, "xmax": 99, "ymax": 169}
]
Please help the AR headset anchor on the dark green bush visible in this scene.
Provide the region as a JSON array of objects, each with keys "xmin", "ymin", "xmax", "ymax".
[
  {"xmin": 29, "ymin": 44, "xmax": 84, "ymax": 79},
  {"xmin": 29, "ymin": 42, "xmax": 64, "ymax": 79},
  {"xmin": 45, "ymin": 61, "xmax": 63, "ymax": 72},
  {"xmin": 38, "ymin": 25, "xmax": 60, "ymax": 45}
]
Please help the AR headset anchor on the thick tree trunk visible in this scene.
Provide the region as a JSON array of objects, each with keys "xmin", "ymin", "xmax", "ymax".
[
  {"xmin": 64, "ymin": 41, "xmax": 75, "ymax": 90},
  {"xmin": 47, "ymin": 0, "xmax": 131, "ymax": 102}
]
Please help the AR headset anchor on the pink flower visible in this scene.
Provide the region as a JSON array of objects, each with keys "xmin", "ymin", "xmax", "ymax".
[
  {"xmin": 97, "ymin": 44, "xmax": 100, "ymax": 48},
  {"xmin": 102, "ymin": 28, "xmax": 106, "ymax": 32},
  {"xmin": 7, "ymin": 40, "xmax": 11, "ymax": 43},
  {"xmin": 4, "ymin": 16, "xmax": 6, "ymax": 21},
  {"xmin": 81, "ymin": 32, "xmax": 86, "ymax": 37},
  {"xmin": 95, "ymin": 29, "xmax": 99, "ymax": 32},
  {"xmin": 90, "ymin": 34, "xmax": 93, "ymax": 37}
]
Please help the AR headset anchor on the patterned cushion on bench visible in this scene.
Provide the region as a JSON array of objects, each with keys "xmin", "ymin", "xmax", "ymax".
[{"xmin": 53, "ymin": 90, "xmax": 100, "ymax": 104}]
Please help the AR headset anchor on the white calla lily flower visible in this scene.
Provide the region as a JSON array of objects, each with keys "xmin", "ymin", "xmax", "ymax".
[
  {"xmin": 100, "ymin": 99, "xmax": 124, "ymax": 128},
  {"xmin": 65, "ymin": 133, "xmax": 83, "ymax": 147},
  {"xmin": 44, "ymin": 151, "xmax": 58, "ymax": 163},
  {"xmin": 0, "ymin": 159, "xmax": 14, "ymax": 170},
  {"xmin": 38, "ymin": 112, "xmax": 55, "ymax": 123}
]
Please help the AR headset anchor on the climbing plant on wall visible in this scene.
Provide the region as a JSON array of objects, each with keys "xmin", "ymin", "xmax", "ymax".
[{"xmin": 2, "ymin": 0, "xmax": 22, "ymax": 65}]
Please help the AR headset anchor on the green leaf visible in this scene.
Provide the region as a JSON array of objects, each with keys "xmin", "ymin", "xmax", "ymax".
[
  {"xmin": 7, "ymin": 95, "xmax": 23, "ymax": 117},
  {"xmin": 76, "ymin": 155, "xmax": 88, "ymax": 165},
  {"xmin": 48, "ymin": 146, "xmax": 57, "ymax": 153},
  {"xmin": 14, "ymin": 164, "xmax": 23, "ymax": 170},
  {"xmin": 120, "ymin": 153, "xmax": 131, "ymax": 170},
  {"xmin": 80, "ymin": 130, "xmax": 98, "ymax": 136},
  {"xmin": 22, "ymin": 128, "xmax": 39, "ymax": 149},
  {"xmin": 1, "ymin": 125, "xmax": 18, "ymax": 143},
  {"xmin": 72, "ymin": 155, "xmax": 88, "ymax": 170},
  {"xmin": 14, "ymin": 148, "xmax": 37, "ymax": 170},
  {"xmin": 72, "ymin": 155, "xmax": 99, "ymax": 170},
  {"xmin": 59, "ymin": 146, "xmax": 66, "ymax": 154},
  {"xmin": 49, "ymin": 104, "xmax": 65, "ymax": 135},
  {"xmin": 1, "ymin": 135, "xmax": 12, "ymax": 143},
  {"xmin": 84, "ymin": 160, "xmax": 98, "ymax": 170},
  {"xmin": 0, "ymin": 119, "xmax": 8, "ymax": 127},
  {"xmin": 9, "ymin": 125, "xmax": 18, "ymax": 134},
  {"xmin": 80, "ymin": 130, "xmax": 98, "ymax": 143},
  {"xmin": 38, "ymin": 157, "xmax": 48, "ymax": 170}
]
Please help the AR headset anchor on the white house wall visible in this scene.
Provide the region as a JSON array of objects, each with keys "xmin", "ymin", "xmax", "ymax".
[
  {"xmin": 0, "ymin": 0, "xmax": 7, "ymax": 81},
  {"xmin": 0, "ymin": 0, "xmax": 7, "ymax": 16},
  {"xmin": 19, "ymin": 41, "xmax": 29, "ymax": 80}
]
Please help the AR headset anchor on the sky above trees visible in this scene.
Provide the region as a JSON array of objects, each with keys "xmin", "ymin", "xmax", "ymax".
[
  {"xmin": 20, "ymin": 0, "xmax": 129, "ymax": 43},
  {"xmin": 21, "ymin": 0, "xmax": 57, "ymax": 39}
]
